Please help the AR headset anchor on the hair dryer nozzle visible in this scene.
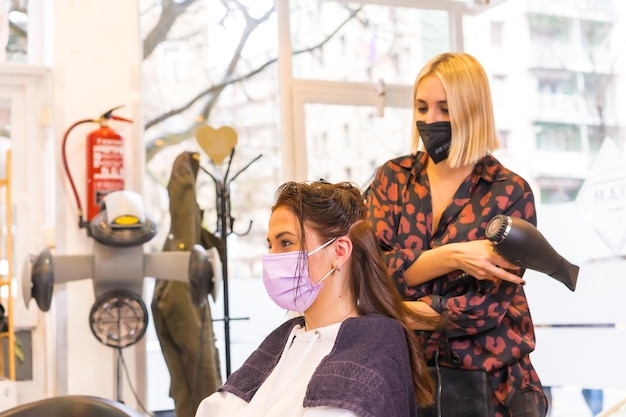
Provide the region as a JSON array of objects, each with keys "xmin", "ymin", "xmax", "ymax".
[{"xmin": 485, "ymin": 215, "xmax": 579, "ymax": 291}]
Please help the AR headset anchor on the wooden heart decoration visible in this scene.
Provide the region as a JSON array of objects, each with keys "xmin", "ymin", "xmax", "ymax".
[{"xmin": 195, "ymin": 125, "xmax": 238, "ymax": 165}]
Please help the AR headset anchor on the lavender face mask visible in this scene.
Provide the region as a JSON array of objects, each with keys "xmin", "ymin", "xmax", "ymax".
[{"xmin": 262, "ymin": 238, "xmax": 336, "ymax": 312}]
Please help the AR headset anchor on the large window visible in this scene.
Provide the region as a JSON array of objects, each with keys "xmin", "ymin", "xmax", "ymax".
[
  {"xmin": 288, "ymin": 0, "xmax": 450, "ymax": 83},
  {"xmin": 536, "ymin": 177, "xmax": 584, "ymax": 204},
  {"xmin": 534, "ymin": 70, "xmax": 578, "ymax": 95},
  {"xmin": 535, "ymin": 122, "xmax": 582, "ymax": 151},
  {"xmin": 304, "ymin": 103, "xmax": 412, "ymax": 186},
  {"xmin": 528, "ymin": 14, "xmax": 571, "ymax": 44}
]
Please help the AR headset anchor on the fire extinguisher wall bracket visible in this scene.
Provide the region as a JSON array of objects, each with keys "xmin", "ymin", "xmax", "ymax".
[{"xmin": 61, "ymin": 107, "xmax": 133, "ymax": 230}]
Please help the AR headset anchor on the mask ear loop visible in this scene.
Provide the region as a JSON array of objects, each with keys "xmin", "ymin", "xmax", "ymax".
[
  {"xmin": 307, "ymin": 237, "xmax": 337, "ymax": 256},
  {"xmin": 307, "ymin": 237, "xmax": 338, "ymax": 286},
  {"xmin": 316, "ymin": 266, "xmax": 336, "ymax": 286}
]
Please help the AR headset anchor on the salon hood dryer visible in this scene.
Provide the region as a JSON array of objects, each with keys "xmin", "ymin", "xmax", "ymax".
[
  {"xmin": 22, "ymin": 190, "xmax": 217, "ymax": 349},
  {"xmin": 485, "ymin": 214, "xmax": 579, "ymax": 291}
]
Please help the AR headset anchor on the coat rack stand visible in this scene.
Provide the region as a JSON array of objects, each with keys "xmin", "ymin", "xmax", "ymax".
[{"xmin": 200, "ymin": 148, "xmax": 262, "ymax": 377}]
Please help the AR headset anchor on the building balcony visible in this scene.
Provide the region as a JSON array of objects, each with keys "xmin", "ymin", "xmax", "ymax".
[{"xmin": 533, "ymin": 92, "xmax": 616, "ymax": 126}]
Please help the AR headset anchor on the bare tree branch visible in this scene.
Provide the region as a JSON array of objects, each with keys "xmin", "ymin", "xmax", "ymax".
[
  {"xmin": 197, "ymin": 2, "xmax": 275, "ymax": 119},
  {"xmin": 145, "ymin": 5, "xmax": 363, "ymax": 162},
  {"xmin": 142, "ymin": 0, "xmax": 201, "ymax": 60}
]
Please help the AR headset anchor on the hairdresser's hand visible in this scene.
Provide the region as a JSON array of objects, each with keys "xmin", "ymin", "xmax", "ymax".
[{"xmin": 453, "ymin": 240, "xmax": 525, "ymax": 285}]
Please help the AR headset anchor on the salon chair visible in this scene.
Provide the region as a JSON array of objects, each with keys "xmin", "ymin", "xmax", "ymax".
[{"xmin": 0, "ymin": 395, "xmax": 147, "ymax": 417}]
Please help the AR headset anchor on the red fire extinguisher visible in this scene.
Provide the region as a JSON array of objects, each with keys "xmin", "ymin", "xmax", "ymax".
[{"xmin": 61, "ymin": 106, "xmax": 133, "ymax": 228}]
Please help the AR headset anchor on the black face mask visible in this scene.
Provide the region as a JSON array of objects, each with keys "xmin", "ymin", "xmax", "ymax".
[{"xmin": 416, "ymin": 121, "xmax": 452, "ymax": 164}]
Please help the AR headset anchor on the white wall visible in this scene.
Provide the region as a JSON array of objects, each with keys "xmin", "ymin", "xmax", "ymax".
[{"xmin": 48, "ymin": 0, "xmax": 144, "ymax": 407}]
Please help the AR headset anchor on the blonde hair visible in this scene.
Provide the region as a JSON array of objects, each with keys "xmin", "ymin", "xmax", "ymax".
[{"xmin": 411, "ymin": 52, "xmax": 500, "ymax": 167}]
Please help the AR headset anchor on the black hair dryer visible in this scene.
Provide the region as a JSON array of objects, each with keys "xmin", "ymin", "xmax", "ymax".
[{"xmin": 485, "ymin": 214, "xmax": 578, "ymax": 291}]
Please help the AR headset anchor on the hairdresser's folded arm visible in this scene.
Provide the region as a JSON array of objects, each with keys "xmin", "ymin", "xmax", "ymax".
[{"xmin": 402, "ymin": 240, "xmax": 524, "ymax": 287}]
